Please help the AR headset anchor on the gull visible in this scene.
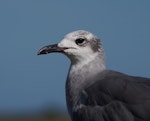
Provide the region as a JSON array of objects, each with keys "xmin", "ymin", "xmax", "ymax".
[{"xmin": 38, "ymin": 30, "xmax": 150, "ymax": 121}]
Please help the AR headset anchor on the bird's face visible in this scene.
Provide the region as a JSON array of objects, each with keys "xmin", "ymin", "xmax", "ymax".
[{"xmin": 38, "ymin": 30, "xmax": 102, "ymax": 63}]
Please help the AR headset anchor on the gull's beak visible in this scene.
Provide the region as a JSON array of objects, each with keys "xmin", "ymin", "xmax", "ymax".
[{"xmin": 37, "ymin": 44, "xmax": 67, "ymax": 55}]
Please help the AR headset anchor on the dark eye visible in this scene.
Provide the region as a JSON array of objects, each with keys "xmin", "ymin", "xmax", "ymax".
[{"xmin": 75, "ymin": 38, "xmax": 85, "ymax": 45}]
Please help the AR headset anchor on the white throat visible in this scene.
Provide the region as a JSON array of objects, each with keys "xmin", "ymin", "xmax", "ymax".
[
  {"xmin": 70, "ymin": 52, "xmax": 105, "ymax": 76},
  {"xmin": 67, "ymin": 52, "xmax": 106, "ymax": 92}
]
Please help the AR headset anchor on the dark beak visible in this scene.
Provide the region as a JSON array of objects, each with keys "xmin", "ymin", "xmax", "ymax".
[{"xmin": 37, "ymin": 44, "xmax": 67, "ymax": 55}]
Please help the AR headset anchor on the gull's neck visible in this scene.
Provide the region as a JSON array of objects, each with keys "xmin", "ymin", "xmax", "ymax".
[
  {"xmin": 66, "ymin": 52, "xmax": 105, "ymax": 114},
  {"xmin": 69, "ymin": 52, "xmax": 105, "ymax": 80}
]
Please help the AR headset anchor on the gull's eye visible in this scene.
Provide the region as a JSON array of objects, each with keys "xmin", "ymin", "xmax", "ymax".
[{"xmin": 75, "ymin": 38, "xmax": 86, "ymax": 46}]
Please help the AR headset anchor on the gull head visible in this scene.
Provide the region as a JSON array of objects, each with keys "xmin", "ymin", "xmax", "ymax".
[{"xmin": 38, "ymin": 30, "xmax": 105, "ymax": 65}]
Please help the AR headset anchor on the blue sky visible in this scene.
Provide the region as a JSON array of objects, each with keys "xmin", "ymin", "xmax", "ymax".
[{"xmin": 0, "ymin": 0, "xmax": 150, "ymax": 114}]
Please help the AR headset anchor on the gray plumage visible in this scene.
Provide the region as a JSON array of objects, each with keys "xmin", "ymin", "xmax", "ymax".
[{"xmin": 38, "ymin": 30, "xmax": 150, "ymax": 121}]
